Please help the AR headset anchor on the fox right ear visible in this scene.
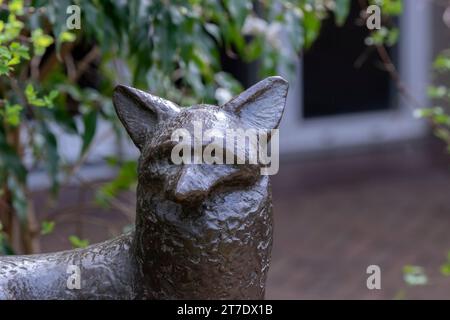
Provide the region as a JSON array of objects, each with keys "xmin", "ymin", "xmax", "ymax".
[
  {"xmin": 222, "ymin": 76, "xmax": 288, "ymax": 131},
  {"xmin": 113, "ymin": 85, "xmax": 180, "ymax": 150}
]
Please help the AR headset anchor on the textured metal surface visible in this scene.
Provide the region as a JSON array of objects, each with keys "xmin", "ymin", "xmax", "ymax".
[
  {"xmin": 0, "ymin": 76, "xmax": 288, "ymax": 299},
  {"xmin": 0, "ymin": 233, "xmax": 135, "ymax": 299}
]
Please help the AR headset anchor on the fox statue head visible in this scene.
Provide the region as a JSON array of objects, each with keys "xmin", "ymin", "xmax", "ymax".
[{"xmin": 113, "ymin": 76, "xmax": 288, "ymax": 299}]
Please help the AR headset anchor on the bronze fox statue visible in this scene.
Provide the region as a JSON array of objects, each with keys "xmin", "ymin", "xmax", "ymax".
[{"xmin": 0, "ymin": 76, "xmax": 288, "ymax": 299}]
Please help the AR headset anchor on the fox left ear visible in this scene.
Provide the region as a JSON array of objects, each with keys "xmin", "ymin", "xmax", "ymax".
[
  {"xmin": 113, "ymin": 85, "xmax": 180, "ymax": 150},
  {"xmin": 222, "ymin": 76, "xmax": 288, "ymax": 130}
]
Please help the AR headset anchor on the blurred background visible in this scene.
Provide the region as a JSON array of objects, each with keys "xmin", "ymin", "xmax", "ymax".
[{"xmin": 2, "ymin": 0, "xmax": 450, "ymax": 299}]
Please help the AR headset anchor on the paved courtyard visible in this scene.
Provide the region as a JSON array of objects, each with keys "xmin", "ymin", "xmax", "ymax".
[{"xmin": 268, "ymin": 140, "xmax": 450, "ymax": 299}]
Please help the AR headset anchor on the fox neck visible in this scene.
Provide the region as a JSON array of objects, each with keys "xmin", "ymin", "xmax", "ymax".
[{"xmin": 131, "ymin": 175, "xmax": 273, "ymax": 299}]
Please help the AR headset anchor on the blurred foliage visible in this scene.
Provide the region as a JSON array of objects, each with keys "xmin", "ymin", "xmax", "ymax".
[
  {"xmin": 0, "ymin": 0, "xmax": 354, "ymax": 254},
  {"xmin": 416, "ymin": 50, "xmax": 450, "ymax": 153},
  {"xmin": 364, "ymin": 0, "xmax": 401, "ymax": 47},
  {"xmin": 402, "ymin": 265, "xmax": 428, "ymax": 286}
]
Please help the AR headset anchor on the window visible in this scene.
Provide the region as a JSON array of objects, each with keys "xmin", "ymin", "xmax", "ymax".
[
  {"xmin": 303, "ymin": 1, "xmax": 396, "ymax": 118},
  {"xmin": 279, "ymin": 0, "xmax": 431, "ymax": 153}
]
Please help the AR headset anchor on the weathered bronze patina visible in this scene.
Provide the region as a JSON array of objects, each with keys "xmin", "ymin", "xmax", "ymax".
[{"xmin": 0, "ymin": 76, "xmax": 288, "ymax": 299}]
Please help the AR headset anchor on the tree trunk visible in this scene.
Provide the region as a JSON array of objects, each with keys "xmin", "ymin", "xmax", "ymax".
[
  {"xmin": 0, "ymin": 186, "xmax": 14, "ymax": 247},
  {"xmin": 1, "ymin": 126, "xmax": 40, "ymax": 254}
]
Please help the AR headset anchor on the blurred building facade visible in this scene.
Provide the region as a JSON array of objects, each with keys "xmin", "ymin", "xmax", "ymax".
[{"xmin": 29, "ymin": 0, "xmax": 445, "ymax": 188}]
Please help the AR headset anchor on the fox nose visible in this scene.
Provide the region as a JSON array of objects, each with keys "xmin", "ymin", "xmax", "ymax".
[{"xmin": 171, "ymin": 166, "xmax": 211, "ymax": 203}]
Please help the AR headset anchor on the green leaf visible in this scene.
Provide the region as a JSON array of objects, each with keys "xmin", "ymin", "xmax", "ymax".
[
  {"xmin": 0, "ymin": 64, "xmax": 9, "ymax": 75},
  {"xmin": 9, "ymin": 42, "xmax": 28, "ymax": 54},
  {"xmin": 7, "ymin": 55, "xmax": 20, "ymax": 66},
  {"xmin": 427, "ymin": 85, "xmax": 447, "ymax": 99},
  {"xmin": 39, "ymin": 124, "xmax": 59, "ymax": 194},
  {"xmin": 58, "ymin": 31, "xmax": 77, "ymax": 43},
  {"xmin": 366, "ymin": 27, "xmax": 389, "ymax": 46},
  {"xmin": 4, "ymin": 103, "xmax": 23, "ymax": 126},
  {"xmin": 434, "ymin": 128, "xmax": 450, "ymax": 141},
  {"xmin": 0, "ymin": 46, "xmax": 11, "ymax": 59},
  {"xmin": 25, "ymin": 84, "xmax": 55, "ymax": 107},
  {"xmin": 381, "ymin": 0, "xmax": 403, "ymax": 16},
  {"xmin": 386, "ymin": 28, "xmax": 399, "ymax": 46},
  {"xmin": 303, "ymin": 11, "xmax": 322, "ymax": 48},
  {"xmin": 433, "ymin": 54, "xmax": 450, "ymax": 72},
  {"xmin": 68, "ymin": 235, "xmax": 89, "ymax": 249},
  {"xmin": 47, "ymin": 90, "xmax": 59, "ymax": 100},
  {"xmin": 8, "ymin": 0, "xmax": 24, "ymax": 15},
  {"xmin": 80, "ymin": 110, "xmax": 97, "ymax": 157},
  {"xmin": 25, "ymin": 83, "xmax": 34, "ymax": 96},
  {"xmin": 223, "ymin": 0, "xmax": 252, "ymax": 26},
  {"xmin": 9, "ymin": 42, "xmax": 30, "ymax": 60},
  {"xmin": 1, "ymin": 14, "xmax": 24, "ymax": 43},
  {"xmin": 433, "ymin": 114, "xmax": 450, "ymax": 125},
  {"xmin": 441, "ymin": 263, "xmax": 450, "ymax": 277},
  {"xmin": 40, "ymin": 220, "xmax": 55, "ymax": 235},
  {"xmin": 31, "ymin": 29, "xmax": 54, "ymax": 56},
  {"xmin": 95, "ymin": 161, "xmax": 137, "ymax": 207},
  {"xmin": 204, "ymin": 23, "xmax": 221, "ymax": 43},
  {"xmin": 334, "ymin": 0, "xmax": 351, "ymax": 26},
  {"xmin": 43, "ymin": 90, "xmax": 59, "ymax": 108},
  {"xmin": 413, "ymin": 107, "xmax": 443, "ymax": 119}
]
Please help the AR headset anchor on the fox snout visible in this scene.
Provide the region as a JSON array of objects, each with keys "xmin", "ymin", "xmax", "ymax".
[{"xmin": 166, "ymin": 165, "xmax": 215, "ymax": 205}]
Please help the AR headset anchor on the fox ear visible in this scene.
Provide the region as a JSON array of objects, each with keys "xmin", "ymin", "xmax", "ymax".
[
  {"xmin": 113, "ymin": 85, "xmax": 180, "ymax": 150},
  {"xmin": 222, "ymin": 76, "xmax": 288, "ymax": 130}
]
